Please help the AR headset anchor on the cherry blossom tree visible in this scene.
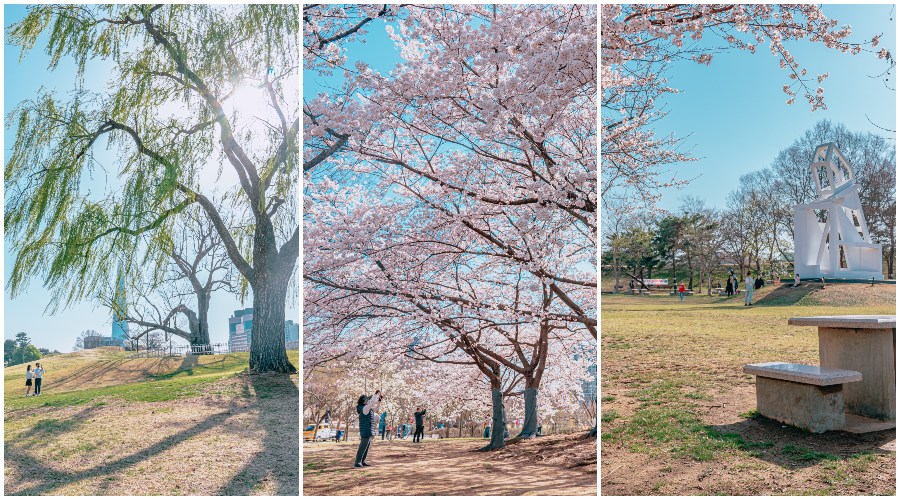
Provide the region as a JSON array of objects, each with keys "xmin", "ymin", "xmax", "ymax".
[{"xmin": 304, "ymin": 4, "xmax": 597, "ymax": 448}]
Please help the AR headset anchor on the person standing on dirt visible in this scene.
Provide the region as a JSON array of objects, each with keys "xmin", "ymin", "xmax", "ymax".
[
  {"xmin": 354, "ymin": 390, "xmax": 382, "ymax": 468},
  {"xmin": 24, "ymin": 364, "xmax": 33, "ymax": 397},
  {"xmin": 33, "ymin": 362, "xmax": 44, "ymax": 396},
  {"xmin": 744, "ymin": 271, "xmax": 754, "ymax": 306},
  {"xmin": 413, "ymin": 406, "xmax": 427, "ymax": 443}
]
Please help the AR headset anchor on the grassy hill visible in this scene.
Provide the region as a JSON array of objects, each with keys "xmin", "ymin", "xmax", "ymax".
[
  {"xmin": 4, "ymin": 349, "xmax": 279, "ymax": 409},
  {"xmin": 5, "ymin": 348, "xmax": 300, "ymax": 495}
]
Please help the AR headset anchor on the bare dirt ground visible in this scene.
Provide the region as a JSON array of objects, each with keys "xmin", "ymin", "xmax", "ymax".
[
  {"xmin": 303, "ymin": 433, "xmax": 596, "ymax": 495},
  {"xmin": 5, "ymin": 369, "xmax": 299, "ymax": 495},
  {"xmin": 601, "ymin": 283, "xmax": 896, "ymax": 496}
]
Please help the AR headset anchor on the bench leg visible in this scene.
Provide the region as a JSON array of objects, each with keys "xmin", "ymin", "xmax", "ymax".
[{"xmin": 755, "ymin": 376, "xmax": 846, "ymax": 433}]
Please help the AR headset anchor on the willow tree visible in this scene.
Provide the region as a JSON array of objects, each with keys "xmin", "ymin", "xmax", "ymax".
[{"xmin": 5, "ymin": 5, "xmax": 299, "ymax": 373}]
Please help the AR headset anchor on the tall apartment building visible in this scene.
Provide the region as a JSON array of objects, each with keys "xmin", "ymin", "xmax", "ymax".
[
  {"xmin": 228, "ymin": 308, "xmax": 254, "ymax": 352},
  {"xmin": 229, "ymin": 308, "xmax": 299, "ymax": 351},
  {"xmin": 285, "ymin": 320, "xmax": 299, "ymax": 344}
]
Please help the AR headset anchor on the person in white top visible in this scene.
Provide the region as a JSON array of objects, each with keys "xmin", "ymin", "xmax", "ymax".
[
  {"xmin": 33, "ymin": 362, "xmax": 44, "ymax": 396},
  {"xmin": 792, "ymin": 273, "xmax": 800, "ymax": 289},
  {"xmin": 745, "ymin": 271, "xmax": 755, "ymax": 306},
  {"xmin": 25, "ymin": 364, "xmax": 34, "ymax": 397}
]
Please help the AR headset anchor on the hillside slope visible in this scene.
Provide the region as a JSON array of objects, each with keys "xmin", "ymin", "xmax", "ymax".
[{"xmin": 5, "ymin": 349, "xmax": 300, "ymax": 495}]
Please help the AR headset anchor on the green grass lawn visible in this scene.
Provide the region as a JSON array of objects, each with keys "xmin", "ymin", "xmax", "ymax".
[
  {"xmin": 5, "ymin": 350, "xmax": 300, "ymax": 410},
  {"xmin": 601, "ymin": 285, "xmax": 896, "ymax": 495}
]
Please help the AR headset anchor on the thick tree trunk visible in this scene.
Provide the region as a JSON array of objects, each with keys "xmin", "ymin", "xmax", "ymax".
[
  {"xmin": 516, "ymin": 387, "xmax": 539, "ymax": 439},
  {"xmin": 249, "ymin": 273, "xmax": 296, "ymax": 373},
  {"xmin": 479, "ymin": 388, "xmax": 506, "ymax": 451}
]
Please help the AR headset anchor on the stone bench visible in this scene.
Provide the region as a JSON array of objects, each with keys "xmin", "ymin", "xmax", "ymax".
[
  {"xmin": 743, "ymin": 362, "xmax": 862, "ymax": 433},
  {"xmin": 669, "ymin": 291, "xmax": 695, "ymax": 296}
]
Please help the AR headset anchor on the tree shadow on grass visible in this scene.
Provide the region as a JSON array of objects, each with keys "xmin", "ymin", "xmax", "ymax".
[
  {"xmin": 6, "ymin": 401, "xmax": 248, "ymax": 495},
  {"xmin": 216, "ymin": 372, "xmax": 299, "ymax": 495},
  {"xmin": 753, "ymin": 284, "xmax": 819, "ymax": 306},
  {"xmin": 144, "ymin": 355, "xmax": 205, "ymax": 380},
  {"xmin": 42, "ymin": 360, "xmax": 128, "ymax": 390},
  {"xmin": 5, "ymin": 404, "xmax": 110, "ymax": 448}
]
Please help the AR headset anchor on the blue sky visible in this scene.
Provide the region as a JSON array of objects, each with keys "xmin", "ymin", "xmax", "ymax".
[
  {"xmin": 304, "ymin": 17, "xmax": 403, "ymax": 102},
  {"xmin": 3, "ymin": 5, "xmax": 299, "ymax": 352},
  {"xmin": 639, "ymin": 4, "xmax": 896, "ymax": 214}
]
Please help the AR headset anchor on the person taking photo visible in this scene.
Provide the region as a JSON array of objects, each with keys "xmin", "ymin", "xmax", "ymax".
[
  {"xmin": 354, "ymin": 390, "xmax": 383, "ymax": 468},
  {"xmin": 413, "ymin": 406, "xmax": 427, "ymax": 443}
]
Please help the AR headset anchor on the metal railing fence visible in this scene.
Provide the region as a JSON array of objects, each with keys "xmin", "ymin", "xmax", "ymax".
[{"xmin": 126, "ymin": 340, "xmax": 299, "ymax": 359}]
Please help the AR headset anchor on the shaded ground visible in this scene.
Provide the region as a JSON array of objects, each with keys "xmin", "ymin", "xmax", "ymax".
[
  {"xmin": 601, "ymin": 284, "xmax": 896, "ymax": 496},
  {"xmin": 303, "ymin": 433, "xmax": 596, "ymax": 495},
  {"xmin": 5, "ymin": 350, "xmax": 299, "ymax": 495}
]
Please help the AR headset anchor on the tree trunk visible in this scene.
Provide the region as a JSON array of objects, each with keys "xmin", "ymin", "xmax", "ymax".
[
  {"xmin": 345, "ymin": 405, "xmax": 351, "ymax": 442},
  {"xmin": 479, "ymin": 388, "xmax": 506, "ymax": 451},
  {"xmin": 672, "ymin": 252, "xmax": 676, "ymax": 289},
  {"xmin": 516, "ymin": 387, "xmax": 539, "ymax": 439},
  {"xmin": 248, "ymin": 271, "xmax": 295, "ymax": 373},
  {"xmin": 196, "ymin": 292, "xmax": 211, "ymax": 346},
  {"xmin": 613, "ymin": 240, "xmax": 619, "ymax": 294},
  {"xmin": 686, "ymin": 252, "xmax": 694, "ymax": 290}
]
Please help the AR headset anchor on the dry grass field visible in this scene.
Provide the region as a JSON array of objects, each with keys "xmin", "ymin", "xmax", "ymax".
[
  {"xmin": 4, "ymin": 349, "xmax": 299, "ymax": 495},
  {"xmin": 601, "ymin": 282, "xmax": 896, "ymax": 496}
]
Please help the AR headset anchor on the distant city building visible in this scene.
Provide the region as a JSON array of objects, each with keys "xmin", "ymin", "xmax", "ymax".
[
  {"xmin": 285, "ymin": 320, "xmax": 299, "ymax": 343},
  {"xmin": 107, "ymin": 266, "xmax": 129, "ymax": 348},
  {"xmin": 574, "ymin": 343, "xmax": 597, "ymax": 404},
  {"xmin": 84, "ymin": 335, "xmax": 124, "ymax": 349},
  {"xmin": 228, "ymin": 308, "xmax": 299, "ymax": 351},
  {"xmin": 229, "ymin": 308, "xmax": 254, "ymax": 352}
]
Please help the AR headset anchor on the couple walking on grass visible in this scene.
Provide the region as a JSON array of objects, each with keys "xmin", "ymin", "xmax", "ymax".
[{"xmin": 25, "ymin": 362, "xmax": 44, "ymax": 396}]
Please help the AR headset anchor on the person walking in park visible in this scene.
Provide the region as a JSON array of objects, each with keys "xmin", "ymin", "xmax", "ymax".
[
  {"xmin": 725, "ymin": 274, "xmax": 733, "ymax": 296},
  {"xmin": 413, "ymin": 406, "xmax": 427, "ymax": 443},
  {"xmin": 745, "ymin": 271, "xmax": 754, "ymax": 306},
  {"xmin": 678, "ymin": 282, "xmax": 686, "ymax": 301},
  {"xmin": 24, "ymin": 364, "xmax": 34, "ymax": 397},
  {"xmin": 33, "ymin": 362, "xmax": 44, "ymax": 396},
  {"xmin": 354, "ymin": 390, "xmax": 383, "ymax": 468}
]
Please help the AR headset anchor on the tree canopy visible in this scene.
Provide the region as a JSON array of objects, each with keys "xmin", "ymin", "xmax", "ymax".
[{"xmin": 6, "ymin": 5, "xmax": 299, "ymax": 372}]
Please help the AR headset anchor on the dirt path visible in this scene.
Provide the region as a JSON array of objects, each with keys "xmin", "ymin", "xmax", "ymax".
[{"xmin": 304, "ymin": 435, "xmax": 596, "ymax": 495}]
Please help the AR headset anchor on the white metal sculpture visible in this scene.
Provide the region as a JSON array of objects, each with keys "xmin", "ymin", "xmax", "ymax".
[{"xmin": 793, "ymin": 143, "xmax": 882, "ymax": 279}]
